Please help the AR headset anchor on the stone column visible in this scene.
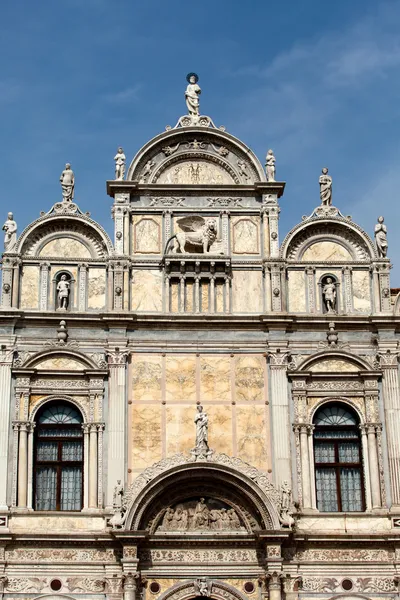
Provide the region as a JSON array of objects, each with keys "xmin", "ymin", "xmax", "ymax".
[
  {"xmin": 122, "ymin": 545, "xmax": 140, "ymax": 600},
  {"xmin": 209, "ymin": 275, "xmax": 215, "ymax": 313},
  {"xmin": 194, "ymin": 275, "xmax": 200, "ymax": 314},
  {"xmin": 106, "ymin": 350, "xmax": 129, "ymax": 507},
  {"xmin": 82, "ymin": 423, "xmax": 90, "ymax": 509},
  {"xmin": 268, "ymin": 572, "xmax": 282, "ymax": 600},
  {"xmin": 268, "ymin": 350, "xmax": 291, "ymax": 486},
  {"xmin": 39, "ymin": 262, "xmax": 50, "ymax": 311},
  {"xmin": 27, "ymin": 422, "xmax": 35, "ymax": 510},
  {"xmin": 12, "ymin": 259, "xmax": 21, "ymax": 308},
  {"xmin": 88, "ymin": 423, "xmax": 98, "ymax": 509},
  {"xmin": 283, "ymin": 575, "xmax": 301, "ymax": 600},
  {"xmin": 123, "ymin": 574, "xmax": 137, "ymax": 600},
  {"xmin": 17, "ymin": 422, "xmax": 29, "ymax": 508},
  {"xmin": 379, "ymin": 349, "xmax": 400, "ymax": 506},
  {"xmin": 360, "ymin": 425, "xmax": 372, "ymax": 510},
  {"xmin": 0, "ymin": 349, "xmax": 13, "ymax": 509},
  {"xmin": 364, "ymin": 424, "xmax": 382, "ymax": 508},
  {"xmin": 294, "ymin": 424, "xmax": 312, "ymax": 509}
]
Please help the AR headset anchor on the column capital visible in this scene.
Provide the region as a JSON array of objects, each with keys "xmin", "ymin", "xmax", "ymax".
[
  {"xmin": 378, "ymin": 350, "xmax": 399, "ymax": 367},
  {"xmin": 268, "ymin": 350, "xmax": 290, "ymax": 368},
  {"xmin": 107, "ymin": 349, "xmax": 130, "ymax": 367}
]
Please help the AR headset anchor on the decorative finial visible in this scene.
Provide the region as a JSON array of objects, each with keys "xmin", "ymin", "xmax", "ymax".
[
  {"xmin": 57, "ymin": 320, "xmax": 68, "ymax": 344},
  {"xmin": 2, "ymin": 212, "xmax": 17, "ymax": 251},
  {"xmin": 60, "ymin": 163, "xmax": 75, "ymax": 202},
  {"xmin": 375, "ymin": 216, "xmax": 388, "ymax": 258},
  {"xmin": 185, "ymin": 72, "xmax": 201, "ymax": 117},
  {"xmin": 265, "ymin": 149, "xmax": 276, "ymax": 182},
  {"xmin": 327, "ymin": 322, "xmax": 338, "ymax": 346},
  {"xmin": 319, "ymin": 167, "xmax": 332, "ymax": 206},
  {"xmin": 114, "ymin": 147, "xmax": 126, "ymax": 181}
]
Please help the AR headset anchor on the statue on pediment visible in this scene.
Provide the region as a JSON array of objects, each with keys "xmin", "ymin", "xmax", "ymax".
[
  {"xmin": 114, "ymin": 147, "xmax": 126, "ymax": 180},
  {"xmin": 2, "ymin": 212, "xmax": 17, "ymax": 251},
  {"xmin": 319, "ymin": 167, "xmax": 332, "ymax": 206},
  {"xmin": 60, "ymin": 163, "xmax": 75, "ymax": 202},
  {"xmin": 185, "ymin": 72, "xmax": 201, "ymax": 117},
  {"xmin": 265, "ymin": 149, "xmax": 276, "ymax": 181},
  {"xmin": 375, "ymin": 216, "xmax": 388, "ymax": 258}
]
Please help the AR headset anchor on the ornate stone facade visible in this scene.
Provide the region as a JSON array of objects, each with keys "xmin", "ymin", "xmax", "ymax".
[{"xmin": 0, "ymin": 82, "xmax": 399, "ymax": 600}]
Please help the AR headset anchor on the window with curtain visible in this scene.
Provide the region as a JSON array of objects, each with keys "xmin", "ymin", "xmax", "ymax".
[
  {"xmin": 34, "ymin": 402, "xmax": 83, "ymax": 511},
  {"xmin": 313, "ymin": 404, "xmax": 365, "ymax": 512}
]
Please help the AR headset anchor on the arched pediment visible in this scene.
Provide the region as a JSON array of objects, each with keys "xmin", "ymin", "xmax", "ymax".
[
  {"xmin": 156, "ymin": 580, "xmax": 249, "ymax": 600},
  {"xmin": 280, "ymin": 210, "xmax": 376, "ymax": 262},
  {"xmin": 21, "ymin": 348, "xmax": 99, "ymax": 371},
  {"xmin": 17, "ymin": 202, "xmax": 113, "ymax": 258},
  {"xmin": 126, "ymin": 128, "xmax": 266, "ymax": 185},
  {"xmin": 121, "ymin": 452, "xmax": 284, "ymax": 532},
  {"xmin": 297, "ymin": 351, "xmax": 372, "ymax": 373}
]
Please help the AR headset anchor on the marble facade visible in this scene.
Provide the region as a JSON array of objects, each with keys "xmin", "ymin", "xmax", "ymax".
[{"xmin": 1, "ymin": 93, "xmax": 400, "ymax": 600}]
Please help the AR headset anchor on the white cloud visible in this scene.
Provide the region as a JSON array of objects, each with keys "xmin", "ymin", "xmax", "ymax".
[{"xmin": 102, "ymin": 84, "xmax": 143, "ymax": 104}]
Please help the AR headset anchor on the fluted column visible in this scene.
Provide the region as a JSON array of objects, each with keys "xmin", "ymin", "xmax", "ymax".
[
  {"xmin": 88, "ymin": 423, "xmax": 98, "ymax": 509},
  {"xmin": 363, "ymin": 424, "xmax": 382, "ymax": 508},
  {"xmin": 294, "ymin": 424, "xmax": 312, "ymax": 509},
  {"xmin": 107, "ymin": 350, "xmax": 129, "ymax": 507},
  {"xmin": 268, "ymin": 350, "xmax": 291, "ymax": 486},
  {"xmin": 17, "ymin": 422, "xmax": 30, "ymax": 508},
  {"xmin": 0, "ymin": 349, "xmax": 13, "ymax": 509},
  {"xmin": 379, "ymin": 349, "xmax": 400, "ymax": 505}
]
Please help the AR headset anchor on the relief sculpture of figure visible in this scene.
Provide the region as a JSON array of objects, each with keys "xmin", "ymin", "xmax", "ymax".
[
  {"xmin": 265, "ymin": 149, "xmax": 276, "ymax": 181},
  {"xmin": 193, "ymin": 497, "xmax": 209, "ymax": 529},
  {"xmin": 375, "ymin": 216, "xmax": 388, "ymax": 258},
  {"xmin": 194, "ymin": 405, "xmax": 209, "ymax": 450},
  {"xmin": 113, "ymin": 480, "xmax": 124, "ymax": 509},
  {"xmin": 60, "ymin": 163, "xmax": 75, "ymax": 202},
  {"xmin": 2, "ymin": 212, "xmax": 17, "ymax": 251},
  {"xmin": 185, "ymin": 72, "xmax": 201, "ymax": 117},
  {"xmin": 165, "ymin": 216, "xmax": 218, "ymax": 255},
  {"xmin": 57, "ymin": 274, "xmax": 70, "ymax": 310},
  {"xmin": 319, "ymin": 167, "xmax": 332, "ymax": 206},
  {"xmin": 114, "ymin": 147, "xmax": 126, "ymax": 180},
  {"xmin": 322, "ymin": 277, "xmax": 336, "ymax": 313}
]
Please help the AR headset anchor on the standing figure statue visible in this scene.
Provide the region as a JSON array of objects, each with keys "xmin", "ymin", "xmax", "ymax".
[
  {"xmin": 57, "ymin": 274, "xmax": 70, "ymax": 310},
  {"xmin": 2, "ymin": 212, "xmax": 17, "ymax": 251},
  {"xmin": 60, "ymin": 163, "xmax": 75, "ymax": 202},
  {"xmin": 375, "ymin": 216, "xmax": 388, "ymax": 258},
  {"xmin": 322, "ymin": 277, "xmax": 336, "ymax": 313},
  {"xmin": 319, "ymin": 167, "xmax": 332, "ymax": 206},
  {"xmin": 279, "ymin": 481, "xmax": 295, "ymax": 528},
  {"xmin": 265, "ymin": 149, "xmax": 276, "ymax": 182},
  {"xmin": 114, "ymin": 147, "xmax": 126, "ymax": 180},
  {"xmin": 194, "ymin": 405, "xmax": 209, "ymax": 450},
  {"xmin": 113, "ymin": 480, "xmax": 124, "ymax": 509},
  {"xmin": 185, "ymin": 72, "xmax": 201, "ymax": 117}
]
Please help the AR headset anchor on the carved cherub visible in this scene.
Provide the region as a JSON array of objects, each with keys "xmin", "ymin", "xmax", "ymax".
[{"xmin": 165, "ymin": 216, "xmax": 219, "ymax": 254}]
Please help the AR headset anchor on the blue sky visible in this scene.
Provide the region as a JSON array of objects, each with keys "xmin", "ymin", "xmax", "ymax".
[{"xmin": 3, "ymin": 1, "xmax": 400, "ymax": 280}]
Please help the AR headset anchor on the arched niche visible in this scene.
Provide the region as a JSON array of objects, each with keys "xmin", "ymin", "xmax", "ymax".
[{"xmin": 124, "ymin": 458, "xmax": 282, "ymax": 531}]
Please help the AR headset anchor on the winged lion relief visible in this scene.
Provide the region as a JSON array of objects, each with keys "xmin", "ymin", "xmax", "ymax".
[{"xmin": 165, "ymin": 216, "xmax": 223, "ymax": 254}]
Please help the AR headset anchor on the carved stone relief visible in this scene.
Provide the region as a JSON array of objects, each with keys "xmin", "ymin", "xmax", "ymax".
[
  {"xmin": 156, "ymin": 497, "xmax": 245, "ymax": 532},
  {"xmin": 157, "ymin": 161, "xmax": 234, "ymax": 185}
]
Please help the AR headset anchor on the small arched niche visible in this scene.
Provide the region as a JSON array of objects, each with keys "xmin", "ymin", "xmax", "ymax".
[{"xmin": 52, "ymin": 270, "xmax": 75, "ymax": 311}]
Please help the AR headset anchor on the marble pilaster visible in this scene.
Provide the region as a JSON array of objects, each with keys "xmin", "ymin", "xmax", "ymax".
[
  {"xmin": 268, "ymin": 350, "xmax": 291, "ymax": 486},
  {"xmin": 0, "ymin": 350, "xmax": 13, "ymax": 509}
]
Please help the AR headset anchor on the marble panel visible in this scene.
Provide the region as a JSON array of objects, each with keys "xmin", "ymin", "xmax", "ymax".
[
  {"xmin": 352, "ymin": 270, "xmax": 371, "ymax": 313},
  {"xmin": 235, "ymin": 356, "xmax": 265, "ymax": 402},
  {"xmin": 201, "ymin": 281, "xmax": 209, "ymax": 312},
  {"xmin": 200, "ymin": 355, "xmax": 231, "ymax": 402},
  {"xmin": 10, "ymin": 515, "xmax": 105, "ymax": 533},
  {"xmin": 88, "ymin": 268, "xmax": 106, "ymax": 309},
  {"xmin": 215, "ymin": 281, "xmax": 224, "ymax": 312},
  {"xmin": 131, "ymin": 405, "xmax": 162, "ymax": 469},
  {"xmin": 185, "ymin": 280, "xmax": 194, "ymax": 312},
  {"xmin": 236, "ymin": 406, "xmax": 268, "ymax": 469},
  {"xmin": 132, "ymin": 354, "xmax": 162, "ymax": 402},
  {"xmin": 232, "ymin": 271, "xmax": 262, "ymax": 313},
  {"xmin": 166, "ymin": 405, "xmax": 193, "ymax": 455},
  {"xmin": 158, "ymin": 160, "xmax": 233, "ymax": 184},
  {"xmin": 165, "ymin": 355, "xmax": 196, "ymax": 403},
  {"xmin": 288, "ymin": 270, "xmax": 306, "ymax": 312},
  {"xmin": 207, "ymin": 405, "xmax": 232, "ymax": 455},
  {"xmin": 20, "ymin": 266, "xmax": 39, "ymax": 309},
  {"xmin": 39, "ymin": 238, "xmax": 91, "ymax": 259},
  {"xmin": 131, "ymin": 269, "xmax": 163, "ymax": 312},
  {"xmin": 302, "ymin": 241, "xmax": 352, "ymax": 261},
  {"xmin": 34, "ymin": 357, "xmax": 86, "ymax": 371},
  {"xmin": 309, "ymin": 358, "xmax": 359, "ymax": 372},
  {"xmin": 132, "ymin": 216, "xmax": 161, "ymax": 254},
  {"xmin": 231, "ymin": 217, "xmax": 259, "ymax": 254}
]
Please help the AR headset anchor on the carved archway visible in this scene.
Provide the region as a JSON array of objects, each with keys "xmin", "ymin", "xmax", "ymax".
[{"xmin": 157, "ymin": 579, "xmax": 248, "ymax": 600}]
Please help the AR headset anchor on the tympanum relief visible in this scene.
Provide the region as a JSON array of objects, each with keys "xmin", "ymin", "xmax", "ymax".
[
  {"xmin": 156, "ymin": 497, "xmax": 245, "ymax": 532},
  {"xmin": 157, "ymin": 160, "xmax": 233, "ymax": 185}
]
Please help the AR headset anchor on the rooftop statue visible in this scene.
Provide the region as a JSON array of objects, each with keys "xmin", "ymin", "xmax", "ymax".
[
  {"xmin": 319, "ymin": 167, "xmax": 332, "ymax": 206},
  {"xmin": 2, "ymin": 212, "xmax": 17, "ymax": 251},
  {"xmin": 185, "ymin": 72, "xmax": 201, "ymax": 117},
  {"xmin": 375, "ymin": 216, "xmax": 388, "ymax": 258},
  {"xmin": 114, "ymin": 147, "xmax": 126, "ymax": 181},
  {"xmin": 60, "ymin": 163, "xmax": 75, "ymax": 202},
  {"xmin": 265, "ymin": 149, "xmax": 276, "ymax": 182}
]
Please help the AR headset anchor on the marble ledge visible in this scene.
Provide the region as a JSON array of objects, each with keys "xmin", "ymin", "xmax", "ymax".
[{"xmin": 106, "ymin": 180, "xmax": 286, "ymax": 198}]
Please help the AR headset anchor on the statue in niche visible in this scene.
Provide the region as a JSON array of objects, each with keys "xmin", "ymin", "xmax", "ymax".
[
  {"xmin": 2, "ymin": 212, "xmax": 17, "ymax": 250},
  {"xmin": 194, "ymin": 405, "xmax": 209, "ymax": 451},
  {"xmin": 57, "ymin": 274, "xmax": 70, "ymax": 310},
  {"xmin": 60, "ymin": 163, "xmax": 75, "ymax": 202},
  {"xmin": 322, "ymin": 277, "xmax": 336, "ymax": 313},
  {"xmin": 185, "ymin": 72, "xmax": 201, "ymax": 117},
  {"xmin": 265, "ymin": 149, "xmax": 276, "ymax": 181},
  {"xmin": 114, "ymin": 147, "xmax": 126, "ymax": 180},
  {"xmin": 165, "ymin": 216, "xmax": 219, "ymax": 254},
  {"xmin": 194, "ymin": 579, "xmax": 212, "ymax": 598},
  {"xmin": 157, "ymin": 498, "xmax": 244, "ymax": 532},
  {"xmin": 375, "ymin": 216, "xmax": 388, "ymax": 258},
  {"xmin": 319, "ymin": 167, "xmax": 332, "ymax": 206}
]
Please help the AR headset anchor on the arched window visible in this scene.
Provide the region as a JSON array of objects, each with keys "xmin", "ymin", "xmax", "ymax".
[
  {"xmin": 313, "ymin": 404, "xmax": 365, "ymax": 512},
  {"xmin": 34, "ymin": 402, "xmax": 83, "ymax": 511}
]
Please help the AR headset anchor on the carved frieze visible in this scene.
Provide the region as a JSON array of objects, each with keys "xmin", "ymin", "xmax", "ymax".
[
  {"xmin": 6, "ymin": 547, "xmax": 114, "ymax": 562},
  {"xmin": 139, "ymin": 548, "xmax": 261, "ymax": 563}
]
